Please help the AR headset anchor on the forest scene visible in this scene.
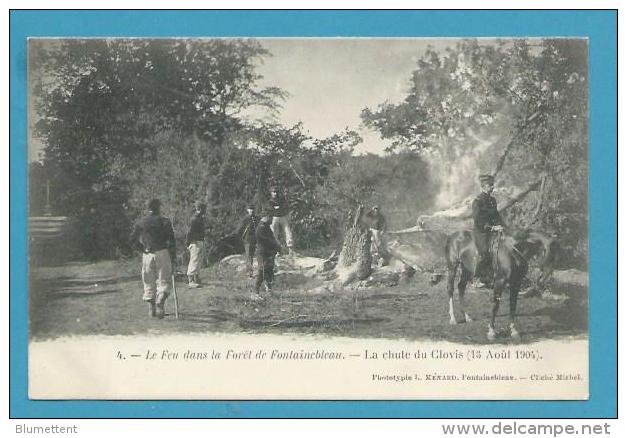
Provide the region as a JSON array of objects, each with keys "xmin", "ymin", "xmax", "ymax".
[{"xmin": 28, "ymin": 38, "xmax": 588, "ymax": 343}]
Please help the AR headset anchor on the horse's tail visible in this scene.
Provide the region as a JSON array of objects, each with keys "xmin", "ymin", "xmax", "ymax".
[
  {"xmin": 444, "ymin": 233, "xmax": 463, "ymax": 295},
  {"xmin": 547, "ymin": 239, "xmax": 561, "ymax": 267},
  {"xmin": 540, "ymin": 239, "xmax": 561, "ymax": 281}
]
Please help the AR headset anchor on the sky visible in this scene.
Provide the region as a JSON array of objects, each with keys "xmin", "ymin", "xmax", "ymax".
[
  {"xmin": 255, "ymin": 38, "xmax": 454, "ymax": 154},
  {"xmin": 28, "ymin": 38, "xmax": 461, "ymax": 160}
]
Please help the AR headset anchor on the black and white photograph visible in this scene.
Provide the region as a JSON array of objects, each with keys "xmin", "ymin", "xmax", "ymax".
[{"xmin": 27, "ymin": 37, "xmax": 589, "ymax": 399}]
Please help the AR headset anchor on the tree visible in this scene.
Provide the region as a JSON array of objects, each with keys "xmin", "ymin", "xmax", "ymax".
[
  {"xmin": 362, "ymin": 40, "xmax": 509, "ymax": 155},
  {"xmin": 362, "ymin": 39, "xmax": 588, "ymax": 266},
  {"xmin": 31, "ymin": 39, "xmax": 286, "ymax": 258}
]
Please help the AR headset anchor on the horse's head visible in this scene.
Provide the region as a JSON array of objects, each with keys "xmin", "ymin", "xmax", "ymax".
[
  {"xmin": 523, "ymin": 230, "xmax": 559, "ymax": 260},
  {"xmin": 514, "ymin": 229, "xmax": 560, "ymax": 285}
]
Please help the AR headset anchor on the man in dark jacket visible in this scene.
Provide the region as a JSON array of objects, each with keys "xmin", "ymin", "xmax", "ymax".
[
  {"xmin": 365, "ymin": 205, "xmax": 389, "ymax": 264},
  {"xmin": 238, "ymin": 203, "xmax": 259, "ymax": 277},
  {"xmin": 472, "ymin": 174, "xmax": 504, "ymax": 285},
  {"xmin": 130, "ymin": 199, "xmax": 176, "ymax": 318},
  {"xmin": 186, "ymin": 201, "xmax": 206, "ymax": 288},
  {"xmin": 252, "ymin": 207, "xmax": 282, "ymax": 301}
]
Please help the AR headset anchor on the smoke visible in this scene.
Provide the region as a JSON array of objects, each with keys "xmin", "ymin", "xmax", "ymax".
[{"xmin": 427, "ymin": 127, "xmax": 506, "ymax": 210}]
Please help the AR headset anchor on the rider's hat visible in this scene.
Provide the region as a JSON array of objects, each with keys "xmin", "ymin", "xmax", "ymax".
[
  {"xmin": 148, "ymin": 198, "xmax": 161, "ymax": 212},
  {"xmin": 479, "ymin": 174, "xmax": 495, "ymax": 184}
]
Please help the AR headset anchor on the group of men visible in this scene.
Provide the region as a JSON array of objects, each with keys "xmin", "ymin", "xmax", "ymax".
[
  {"xmin": 131, "ymin": 174, "xmax": 503, "ymax": 318},
  {"xmin": 130, "ymin": 186, "xmax": 296, "ymax": 316}
]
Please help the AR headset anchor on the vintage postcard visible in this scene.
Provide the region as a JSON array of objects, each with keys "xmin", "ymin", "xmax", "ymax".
[{"xmin": 27, "ymin": 37, "xmax": 589, "ymax": 400}]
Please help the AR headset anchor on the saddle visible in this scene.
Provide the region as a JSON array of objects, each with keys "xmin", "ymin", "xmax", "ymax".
[
  {"xmin": 488, "ymin": 232, "xmax": 504, "ymax": 255},
  {"xmin": 488, "ymin": 232, "xmax": 525, "ymax": 269},
  {"xmin": 478, "ymin": 232, "xmax": 507, "ymax": 283}
]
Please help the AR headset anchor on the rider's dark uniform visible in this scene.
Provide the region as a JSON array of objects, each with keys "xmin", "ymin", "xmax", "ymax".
[{"xmin": 472, "ymin": 175, "xmax": 503, "ymax": 281}]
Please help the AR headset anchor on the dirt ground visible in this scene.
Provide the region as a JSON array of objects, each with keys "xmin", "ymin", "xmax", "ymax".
[{"xmin": 29, "ymin": 256, "xmax": 588, "ymax": 344}]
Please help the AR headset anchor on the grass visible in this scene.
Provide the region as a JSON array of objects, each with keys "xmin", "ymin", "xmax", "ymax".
[{"xmin": 29, "ymin": 257, "xmax": 588, "ymax": 344}]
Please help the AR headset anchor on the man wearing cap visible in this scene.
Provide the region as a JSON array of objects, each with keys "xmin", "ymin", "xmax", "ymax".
[
  {"xmin": 472, "ymin": 174, "xmax": 504, "ymax": 285},
  {"xmin": 253, "ymin": 207, "xmax": 283, "ymax": 300},
  {"xmin": 237, "ymin": 203, "xmax": 259, "ymax": 277},
  {"xmin": 268, "ymin": 186, "xmax": 294, "ymax": 255},
  {"xmin": 130, "ymin": 199, "xmax": 177, "ymax": 318},
  {"xmin": 186, "ymin": 201, "xmax": 206, "ymax": 288}
]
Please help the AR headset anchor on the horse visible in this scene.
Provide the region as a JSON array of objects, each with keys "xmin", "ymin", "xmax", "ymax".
[{"xmin": 444, "ymin": 228, "xmax": 558, "ymax": 340}]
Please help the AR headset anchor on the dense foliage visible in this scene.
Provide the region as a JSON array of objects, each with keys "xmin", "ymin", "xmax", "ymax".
[
  {"xmin": 32, "ymin": 39, "xmax": 434, "ymax": 260},
  {"xmin": 31, "ymin": 39, "xmax": 283, "ymax": 258},
  {"xmin": 362, "ymin": 39, "xmax": 588, "ymax": 266},
  {"xmin": 31, "ymin": 38, "xmax": 587, "ymax": 267}
]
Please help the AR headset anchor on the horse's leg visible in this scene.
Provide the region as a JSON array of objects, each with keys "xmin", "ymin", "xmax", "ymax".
[
  {"xmin": 509, "ymin": 277, "xmax": 522, "ymax": 340},
  {"xmin": 459, "ymin": 266, "xmax": 473, "ymax": 323},
  {"xmin": 487, "ymin": 277, "xmax": 505, "ymax": 341},
  {"xmin": 447, "ymin": 262, "xmax": 458, "ymax": 325}
]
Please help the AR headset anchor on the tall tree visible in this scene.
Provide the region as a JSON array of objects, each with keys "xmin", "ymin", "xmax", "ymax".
[
  {"xmin": 362, "ymin": 39, "xmax": 588, "ymax": 265},
  {"xmin": 31, "ymin": 39, "xmax": 286, "ymax": 258}
]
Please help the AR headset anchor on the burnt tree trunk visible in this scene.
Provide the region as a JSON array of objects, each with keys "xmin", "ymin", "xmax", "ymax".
[
  {"xmin": 532, "ymin": 173, "xmax": 548, "ymax": 221},
  {"xmin": 334, "ymin": 205, "xmax": 373, "ymax": 285}
]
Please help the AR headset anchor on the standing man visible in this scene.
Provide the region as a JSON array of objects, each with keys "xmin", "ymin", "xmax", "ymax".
[
  {"xmin": 131, "ymin": 199, "xmax": 176, "ymax": 319},
  {"xmin": 253, "ymin": 207, "xmax": 282, "ymax": 301},
  {"xmin": 268, "ymin": 185, "xmax": 294, "ymax": 255},
  {"xmin": 186, "ymin": 201, "xmax": 206, "ymax": 289},
  {"xmin": 238, "ymin": 203, "xmax": 259, "ymax": 277},
  {"xmin": 365, "ymin": 205, "xmax": 389, "ymax": 264},
  {"xmin": 472, "ymin": 174, "xmax": 504, "ymax": 285}
]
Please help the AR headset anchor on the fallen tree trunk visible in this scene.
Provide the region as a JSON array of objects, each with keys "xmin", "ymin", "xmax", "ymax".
[
  {"xmin": 411, "ymin": 179, "xmax": 543, "ymax": 235},
  {"xmin": 459, "ymin": 178, "xmax": 542, "ymax": 219},
  {"xmin": 495, "ymin": 178, "xmax": 542, "ymax": 214}
]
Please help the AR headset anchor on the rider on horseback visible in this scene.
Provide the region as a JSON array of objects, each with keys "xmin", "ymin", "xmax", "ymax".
[{"xmin": 472, "ymin": 174, "xmax": 504, "ymax": 286}]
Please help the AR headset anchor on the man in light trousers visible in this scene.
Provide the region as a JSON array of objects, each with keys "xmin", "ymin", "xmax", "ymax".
[
  {"xmin": 186, "ymin": 201, "xmax": 206, "ymax": 288},
  {"xmin": 131, "ymin": 199, "xmax": 177, "ymax": 319},
  {"xmin": 268, "ymin": 186, "xmax": 294, "ymax": 255}
]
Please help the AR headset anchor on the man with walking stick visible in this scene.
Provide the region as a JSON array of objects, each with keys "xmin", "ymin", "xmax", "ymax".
[{"xmin": 130, "ymin": 198, "xmax": 177, "ymax": 319}]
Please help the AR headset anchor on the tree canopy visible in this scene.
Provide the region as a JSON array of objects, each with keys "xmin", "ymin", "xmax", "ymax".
[
  {"xmin": 31, "ymin": 38, "xmax": 588, "ymax": 266},
  {"xmin": 362, "ymin": 39, "xmax": 588, "ymax": 265},
  {"xmin": 32, "ymin": 39, "xmax": 407, "ymax": 258}
]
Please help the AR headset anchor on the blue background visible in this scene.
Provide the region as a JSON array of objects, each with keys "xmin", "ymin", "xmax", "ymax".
[{"xmin": 9, "ymin": 10, "xmax": 617, "ymax": 418}]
